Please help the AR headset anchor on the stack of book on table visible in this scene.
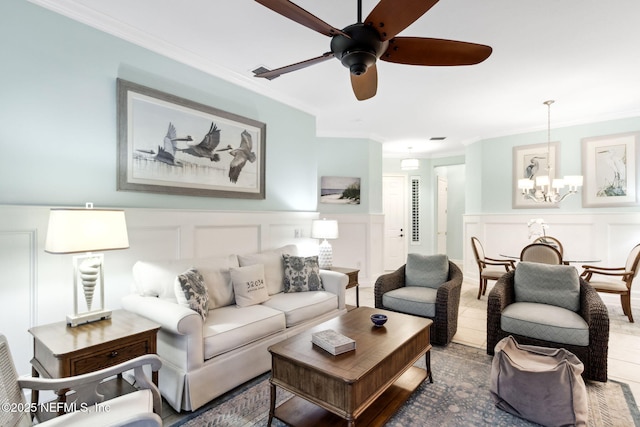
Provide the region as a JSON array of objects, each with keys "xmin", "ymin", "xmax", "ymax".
[{"xmin": 311, "ymin": 329, "xmax": 356, "ymax": 355}]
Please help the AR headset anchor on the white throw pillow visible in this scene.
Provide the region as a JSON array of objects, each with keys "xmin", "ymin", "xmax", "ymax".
[
  {"xmin": 174, "ymin": 268, "xmax": 209, "ymax": 321},
  {"xmin": 194, "ymin": 255, "xmax": 239, "ymax": 309},
  {"xmin": 238, "ymin": 245, "xmax": 298, "ymax": 295},
  {"xmin": 230, "ymin": 264, "xmax": 270, "ymax": 307}
]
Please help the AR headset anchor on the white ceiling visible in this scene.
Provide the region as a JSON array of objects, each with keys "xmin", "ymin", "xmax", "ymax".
[{"xmin": 32, "ymin": 0, "xmax": 640, "ymax": 157}]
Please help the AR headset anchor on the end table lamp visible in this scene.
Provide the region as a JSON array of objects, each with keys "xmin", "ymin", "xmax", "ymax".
[
  {"xmin": 45, "ymin": 204, "xmax": 129, "ymax": 327},
  {"xmin": 311, "ymin": 218, "xmax": 339, "ymax": 269}
]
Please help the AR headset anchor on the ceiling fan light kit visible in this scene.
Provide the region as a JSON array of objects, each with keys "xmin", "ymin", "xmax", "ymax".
[{"xmin": 253, "ymin": 0, "xmax": 492, "ymax": 100}]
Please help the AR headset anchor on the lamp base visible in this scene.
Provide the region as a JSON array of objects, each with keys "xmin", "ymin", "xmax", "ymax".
[
  {"xmin": 67, "ymin": 309, "xmax": 112, "ymax": 327},
  {"xmin": 318, "ymin": 239, "xmax": 333, "ymax": 270}
]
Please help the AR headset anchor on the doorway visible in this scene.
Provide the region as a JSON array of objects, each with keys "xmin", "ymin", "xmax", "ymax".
[{"xmin": 382, "ymin": 175, "xmax": 406, "ymax": 271}]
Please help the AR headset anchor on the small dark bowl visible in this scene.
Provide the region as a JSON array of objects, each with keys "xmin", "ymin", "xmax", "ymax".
[{"xmin": 371, "ymin": 313, "xmax": 388, "ymax": 327}]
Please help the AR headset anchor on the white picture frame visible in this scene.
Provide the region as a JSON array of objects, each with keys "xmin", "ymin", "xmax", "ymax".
[{"xmin": 582, "ymin": 132, "xmax": 639, "ymax": 207}]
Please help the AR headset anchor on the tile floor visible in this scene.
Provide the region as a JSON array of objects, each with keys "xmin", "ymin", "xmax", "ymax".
[{"xmin": 349, "ymin": 279, "xmax": 640, "ymax": 406}]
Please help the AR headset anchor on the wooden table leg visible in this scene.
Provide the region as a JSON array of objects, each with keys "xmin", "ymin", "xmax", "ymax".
[
  {"xmin": 426, "ymin": 351, "xmax": 433, "ymax": 383},
  {"xmin": 268, "ymin": 381, "xmax": 276, "ymax": 426}
]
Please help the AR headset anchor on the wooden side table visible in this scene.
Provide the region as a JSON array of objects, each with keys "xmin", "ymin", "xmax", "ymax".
[
  {"xmin": 28, "ymin": 310, "xmax": 160, "ymax": 415},
  {"xmin": 331, "ymin": 266, "xmax": 360, "ymax": 308}
]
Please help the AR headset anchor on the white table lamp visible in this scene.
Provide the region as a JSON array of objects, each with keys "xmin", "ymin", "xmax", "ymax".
[
  {"xmin": 311, "ymin": 219, "xmax": 339, "ymax": 269},
  {"xmin": 45, "ymin": 204, "xmax": 129, "ymax": 326}
]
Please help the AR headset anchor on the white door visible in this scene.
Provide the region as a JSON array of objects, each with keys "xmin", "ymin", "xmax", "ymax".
[
  {"xmin": 383, "ymin": 175, "xmax": 407, "ymax": 271},
  {"xmin": 437, "ymin": 176, "xmax": 448, "ymax": 254}
]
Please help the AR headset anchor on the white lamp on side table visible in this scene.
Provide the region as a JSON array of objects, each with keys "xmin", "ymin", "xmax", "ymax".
[
  {"xmin": 311, "ymin": 218, "xmax": 339, "ymax": 269},
  {"xmin": 45, "ymin": 203, "xmax": 129, "ymax": 327}
]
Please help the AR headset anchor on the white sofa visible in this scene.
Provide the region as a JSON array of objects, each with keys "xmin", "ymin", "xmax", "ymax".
[{"xmin": 121, "ymin": 245, "xmax": 348, "ymax": 412}]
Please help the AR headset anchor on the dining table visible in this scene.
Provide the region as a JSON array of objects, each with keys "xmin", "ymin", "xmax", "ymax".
[{"xmin": 499, "ymin": 253, "xmax": 601, "ymax": 264}]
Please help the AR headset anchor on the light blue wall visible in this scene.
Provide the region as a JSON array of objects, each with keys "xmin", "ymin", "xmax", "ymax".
[
  {"xmin": 467, "ymin": 116, "xmax": 640, "ymax": 214},
  {"xmin": 435, "ymin": 164, "xmax": 466, "ymax": 260},
  {"xmin": 1, "ymin": 1, "xmax": 381, "ymax": 212}
]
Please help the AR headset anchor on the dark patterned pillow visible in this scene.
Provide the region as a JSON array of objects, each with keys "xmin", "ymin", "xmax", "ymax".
[
  {"xmin": 174, "ymin": 268, "xmax": 209, "ymax": 321},
  {"xmin": 283, "ymin": 255, "xmax": 324, "ymax": 293}
]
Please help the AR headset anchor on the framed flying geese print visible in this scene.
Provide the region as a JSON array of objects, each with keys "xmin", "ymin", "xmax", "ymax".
[{"xmin": 117, "ymin": 79, "xmax": 266, "ymax": 199}]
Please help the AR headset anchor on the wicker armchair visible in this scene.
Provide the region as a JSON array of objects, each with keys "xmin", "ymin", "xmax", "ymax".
[
  {"xmin": 375, "ymin": 260, "xmax": 462, "ymax": 345},
  {"xmin": 487, "ymin": 269, "xmax": 609, "ymax": 382}
]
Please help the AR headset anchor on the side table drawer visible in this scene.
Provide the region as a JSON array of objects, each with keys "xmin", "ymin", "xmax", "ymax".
[{"xmin": 72, "ymin": 339, "xmax": 150, "ymax": 375}]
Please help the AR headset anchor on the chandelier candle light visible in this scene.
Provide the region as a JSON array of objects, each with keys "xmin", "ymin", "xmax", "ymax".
[
  {"xmin": 311, "ymin": 218, "xmax": 339, "ymax": 269},
  {"xmin": 45, "ymin": 203, "xmax": 129, "ymax": 326},
  {"xmin": 518, "ymin": 100, "xmax": 583, "ymax": 203}
]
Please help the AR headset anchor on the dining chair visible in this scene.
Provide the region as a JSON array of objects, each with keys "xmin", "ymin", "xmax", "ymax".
[
  {"xmin": 471, "ymin": 237, "xmax": 515, "ymax": 299},
  {"xmin": 581, "ymin": 243, "xmax": 640, "ymax": 323},
  {"xmin": 533, "ymin": 235, "xmax": 564, "ymax": 256},
  {"xmin": 520, "ymin": 243, "xmax": 563, "ymax": 265}
]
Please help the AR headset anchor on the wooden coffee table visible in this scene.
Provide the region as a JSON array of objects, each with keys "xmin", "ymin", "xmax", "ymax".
[{"xmin": 267, "ymin": 307, "xmax": 432, "ymax": 427}]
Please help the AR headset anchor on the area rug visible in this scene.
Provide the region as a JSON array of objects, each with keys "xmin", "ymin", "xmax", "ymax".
[{"xmin": 168, "ymin": 343, "xmax": 640, "ymax": 427}]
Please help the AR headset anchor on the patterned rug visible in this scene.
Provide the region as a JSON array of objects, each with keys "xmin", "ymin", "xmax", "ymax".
[{"xmin": 168, "ymin": 342, "xmax": 639, "ymax": 427}]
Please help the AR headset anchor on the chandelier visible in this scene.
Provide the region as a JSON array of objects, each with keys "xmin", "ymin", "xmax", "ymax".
[{"xmin": 518, "ymin": 100, "xmax": 583, "ymax": 203}]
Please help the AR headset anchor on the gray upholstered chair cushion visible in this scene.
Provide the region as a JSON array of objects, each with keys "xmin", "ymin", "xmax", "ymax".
[
  {"xmin": 406, "ymin": 253, "xmax": 449, "ymax": 289},
  {"xmin": 381, "ymin": 286, "xmax": 438, "ymax": 317},
  {"xmin": 501, "ymin": 302, "xmax": 589, "ymax": 346},
  {"xmin": 514, "ymin": 262, "xmax": 580, "ymax": 312}
]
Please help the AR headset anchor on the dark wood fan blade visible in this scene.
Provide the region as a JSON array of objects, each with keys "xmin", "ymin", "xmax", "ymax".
[
  {"xmin": 365, "ymin": 0, "xmax": 439, "ymax": 41},
  {"xmin": 380, "ymin": 37, "xmax": 492, "ymax": 66},
  {"xmin": 253, "ymin": 52, "xmax": 335, "ymax": 79},
  {"xmin": 255, "ymin": 0, "xmax": 349, "ymax": 38},
  {"xmin": 351, "ymin": 64, "xmax": 378, "ymax": 101}
]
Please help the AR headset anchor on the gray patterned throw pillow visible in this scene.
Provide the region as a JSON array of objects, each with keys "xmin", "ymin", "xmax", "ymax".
[
  {"xmin": 283, "ymin": 255, "xmax": 324, "ymax": 293},
  {"xmin": 174, "ymin": 268, "xmax": 209, "ymax": 321}
]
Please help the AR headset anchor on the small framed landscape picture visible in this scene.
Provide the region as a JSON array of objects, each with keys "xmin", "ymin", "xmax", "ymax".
[
  {"xmin": 320, "ymin": 176, "xmax": 361, "ymax": 205},
  {"xmin": 581, "ymin": 132, "xmax": 639, "ymax": 207}
]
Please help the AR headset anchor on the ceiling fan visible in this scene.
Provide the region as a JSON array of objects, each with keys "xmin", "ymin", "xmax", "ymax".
[{"xmin": 253, "ymin": 0, "xmax": 493, "ymax": 101}]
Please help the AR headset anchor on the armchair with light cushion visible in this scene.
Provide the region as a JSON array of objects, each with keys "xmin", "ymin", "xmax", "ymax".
[
  {"xmin": 487, "ymin": 262, "xmax": 609, "ymax": 382},
  {"xmin": 374, "ymin": 254, "xmax": 463, "ymax": 345},
  {"xmin": 0, "ymin": 334, "xmax": 162, "ymax": 427}
]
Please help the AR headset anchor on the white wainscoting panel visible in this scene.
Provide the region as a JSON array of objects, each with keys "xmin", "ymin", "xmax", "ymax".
[
  {"xmin": 463, "ymin": 213, "xmax": 640, "ymax": 304},
  {"xmin": 0, "ymin": 205, "xmax": 382, "ymax": 377}
]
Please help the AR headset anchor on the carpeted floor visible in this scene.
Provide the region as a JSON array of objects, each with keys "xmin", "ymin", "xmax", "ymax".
[{"xmin": 168, "ymin": 342, "xmax": 640, "ymax": 427}]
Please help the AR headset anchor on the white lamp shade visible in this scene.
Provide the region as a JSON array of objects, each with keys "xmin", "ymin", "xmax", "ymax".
[
  {"xmin": 535, "ymin": 175, "xmax": 550, "ymax": 186},
  {"xmin": 45, "ymin": 208, "xmax": 129, "ymax": 254},
  {"xmin": 518, "ymin": 179, "xmax": 534, "ymax": 190},
  {"xmin": 401, "ymin": 158, "xmax": 419, "ymax": 170},
  {"xmin": 311, "ymin": 219, "xmax": 339, "ymax": 240}
]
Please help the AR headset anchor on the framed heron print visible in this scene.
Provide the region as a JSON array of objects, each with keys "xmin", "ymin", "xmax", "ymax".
[
  {"xmin": 117, "ymin": 79, "xmax": 266, "ymax": 199},
  {"xmin": 581, "ymin": 132, "xmax": 639, "ymax": 207},
  {"xmin": 512, "ymin": 142, "xmax": 559, "ymax": 208}
]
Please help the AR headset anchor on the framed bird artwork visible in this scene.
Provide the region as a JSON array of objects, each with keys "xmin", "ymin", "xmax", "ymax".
[
  {"xmin": 512, "ymin": 142, "xmax": 559, "ymax": 209},
  {"xmin": 581, "ymin": 132, "xmax": 639, "ymax": 207},
  {"xmin": 116, "ymin": 79, "xmax": 266, "ymax": 199}
]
